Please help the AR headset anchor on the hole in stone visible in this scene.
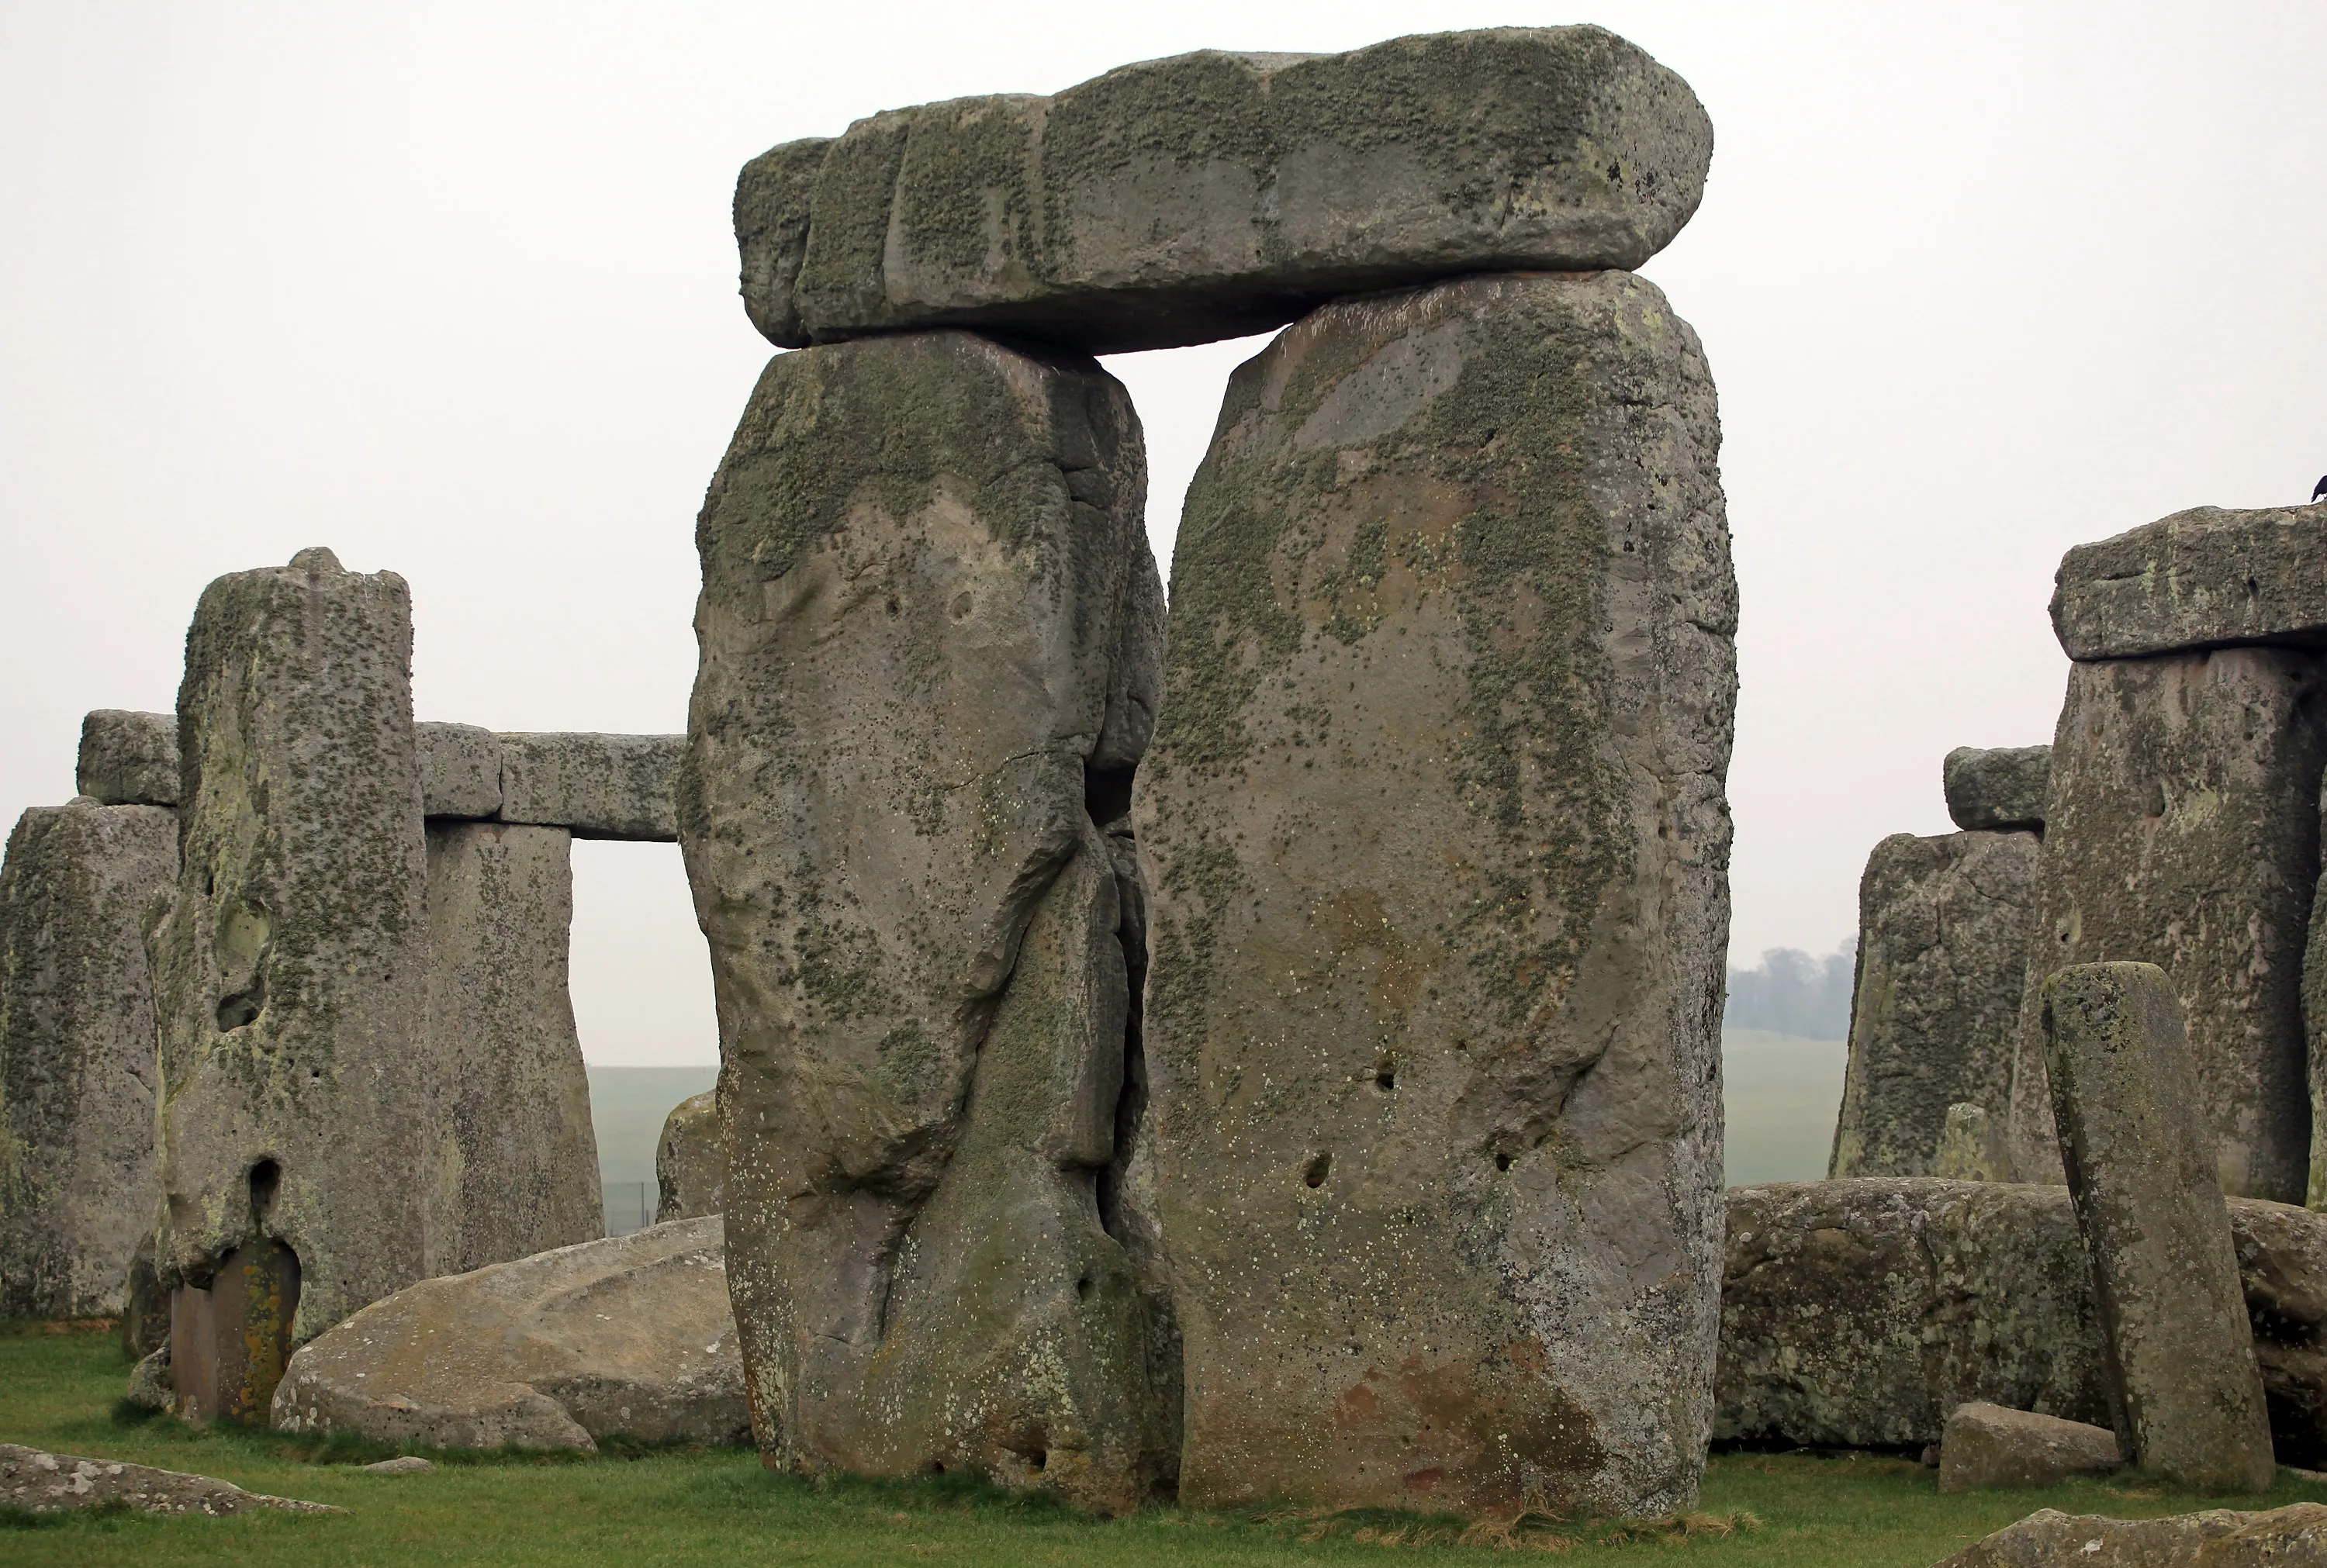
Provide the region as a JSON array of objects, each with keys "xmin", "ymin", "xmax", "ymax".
[
  {"xmin": 1084, "ymin": 761, "xmax": 1136, "ymax": 827},
  {"xmin": 248, "ymin": 1159, "xmax": 281, "ymax": 1216},
  {"xmin": 949, "ymin": 592, "xmax": 973, "ymax": 620},
  {"xmin": 885, "ymin": 596, "xmax": 900, "ymax": 616},
  {"xmin": 216, "ymin": 989, "xmax": 262, "ymax": 1032},
  {"xmin": 1302, "ymin": 1152, "xmax": 1331, "ymax": 1188},
  {"xmin": 1030, "ymin": 1449, "xmax": 1047, "ymax": 1473},
  {"xmin": 931, "ymin": 1461, "xmax": 946, "ymax": 1475},
  {"xmin": 1495, "ymin": 1152, "xmax": 1514, "ymax": 1173},
  {"xmin": 1074, "ymin": 1276, "xmax": 1093, "ymax": 1300},
  {"xmin": 1374, "ymin": 1065, "xmax": 1395, "ymax": 1093}
]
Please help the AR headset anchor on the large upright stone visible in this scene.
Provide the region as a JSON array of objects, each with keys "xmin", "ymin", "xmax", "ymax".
[
  {"xmin": 2040, "ymin": 962, "xmax": 2275, "ymax": 1492},
  {"xmin": 2052, "ymin": 502, "xmax": 2327, "ymax": 661},
  {"xmin": 1829, "ymin": 830, "xmax": 2038, "ymax": 1177},
  {"xmin": 683, "ymin": 330, "xmax": 1173, "ymax": 1512},
  {"xmin": 76, "ymin": 710, "xmax": 179, "ymax": 806},
  {"xmin": 0, "ymin": 799, "xmax": 178, "ymax": 1318},
  {"xmin": 2005, "ymin": 652, "xmax": 2325, "ymax": 1197},
  {"xmin": 655, "ymin": 1090, "xmax": 721, "ymax": 1222},
  {"xmin": 1139, "ymin": 271, "xmax": 1734, "ymax": 1518},
  {"xmin": 742, "ymin": 28, "xmax": 1713, "ymax": 354}
]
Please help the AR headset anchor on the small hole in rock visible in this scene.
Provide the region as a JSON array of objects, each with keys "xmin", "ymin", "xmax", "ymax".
[
  {"xmin": 885, "ymin": 596, "xmax": 901, "ymax": 616},
  {"xmin": 1030, "ymin": 1450, "xmax": 1047, "ymax": 1473},
  {"xmin": 1495, "ymin": 1152, "xmax": 1514, "ymax": 1173},
  {"xmin": 249, "ymin": 1158, "xmax": 282, "ymax": 1215},
  {"xmin": 1074, "ymin": 1276, "xmax": 1093, "ymax": 1300},
  {"xmin": 1302, "ymin": 1152, "xmax": 1331, "ymax": 1188},
  {"xmin": 1374, "ymin": 1067, "xmax": 1395, "ymax": 1092}
]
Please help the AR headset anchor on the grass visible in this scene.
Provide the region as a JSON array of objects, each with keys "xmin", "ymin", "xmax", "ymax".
[{"xmin": 5, "ymin": 1325, "xmax": 2325, "ymax": 1565}]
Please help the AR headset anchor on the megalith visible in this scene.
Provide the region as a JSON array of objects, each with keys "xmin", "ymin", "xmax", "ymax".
[
  {"xmin": 76, "ymin": 710, "xmax": 179, "ymax": 807},
  {"xmin": 1139, "ymin": 270, "xmax": 1734, "ymax": 1517},
  {"xmin": 655, "ymin": 1090, "xmax": 721, "ymax": 1221},
  {"xmin": 682, "ymin": 329, "xmax": 1174, "ymax": 1511},
  {"xmin": 1828, "ymin": 828, "xmax": 2038, "ymax": 1177},
  {"xmin": 1942, "ymin": 744, "xmax": 2049, "ymax": 834},
  {"xmin": 2039, "ymin": 962, "xmax": 2275, "ymax": 1491},
  {"xmin": 0, "ymin": 798, "xmax": 178, "ymax": 1319}
]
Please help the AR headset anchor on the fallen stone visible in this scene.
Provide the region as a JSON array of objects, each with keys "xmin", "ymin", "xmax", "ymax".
[
  {"xmin": 654, "ymin": 1090, "xmax": 721, "ymax": 1222},
  {"xmin": 0, "ymin": 797, "xmax": 178, "ymax": 1319},
  {"xmin": 359, "ymin": 1456, "xmax": 434, "ymax": 1473},
  {"xmin": 0, "ymin": 1442, "xmax": 342, "ymax": 1516},
  {"xmin": 686, "ymin": 329, "xmax": 1172, "ymax": 1511},
  {"xmin": 2239, "ymin": 1173, "xmax": 2327, "ymax": 1462},
  {"xmin": 1931, "ymin": 1503, "xmax": 2327, "ymax": 1567},
  {"xmin": 271, "ymin": 1216, "xmax": 746, "ymax": 1451},
  {"xmin": 2052, "ymin": 503, "xmax": 2327, "ymax": 661},
  {"xmin": 1139, "ymin": 270, "xmax": 1733, "ymax": 1518},
  {"xmin": 74, "ymin": 710, "xmax": 178, "ymax": 806},
  {"xmin": 1936, "ymin": 1402, "xmax": 2121, "ymax": 1493},
  {"xmin": 423, "ymin": 821, "xmax": 603, "ymax": 1273},
  {"xmin": 1829, "ymin": 829, "xmax": 2037, "ymax": 1178},
  {"xmin": 499, "ymin": 732, "xmax": 680, "ymax": 841},
  {"xmin": 743, "ymin": 27, "xmax": 1713, "ymax": 355},
  {"xmin": 2042, "ymin": 963, "xmax": 2277, "ymax": 1492},
  {"xmin": 417, "ymin": 722, "xmax": 502, "ymax": 819},
  {"xmin": 2005, "ymin": 650, "xmax": 2325, "ymax": 1199},
  {"xmin": 1945, "ymin": 745, "xmax": 2050, "ymax": 833},
  {"xmin": 125, "ymin": 1345, "xmax": 172, "ymax": 1413}
]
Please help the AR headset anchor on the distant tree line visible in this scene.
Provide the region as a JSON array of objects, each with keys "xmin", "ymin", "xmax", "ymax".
[{"xmin": 1724, "ymin": 941, "xmax": 1855, "ymax": 1040}]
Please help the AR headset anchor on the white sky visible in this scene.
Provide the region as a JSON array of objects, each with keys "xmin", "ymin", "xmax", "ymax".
[{"xmin": 4, "ymin": 2, "xmax": 2322, "ymax": 1064}]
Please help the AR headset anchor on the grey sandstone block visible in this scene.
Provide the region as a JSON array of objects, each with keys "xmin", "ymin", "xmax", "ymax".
[
  {"xmin": 75, "ymin": 710, "xmax": 178, "ymax": 806},
  {"xmin": 500, "ymin": 732, "xmax": 681, "ymax": 841},
  {"xmin": 654, "ymin": 1090, "xmax": 721, "ymax": 1222},
  {"xmin": 742, "ymin": 27, "xmax": 1713, "ymax": 354},
  {"xmin": 1945, "ymin": 745, "xmax": 2049, "ymax": 832},
  {"xmin": 2053, "ymin": 502, "xmax": 2327, "ymax": 661},
  {"xmin": 416, "ymin": 722, "xmax": 502, "ymax": 819},
  {"xmin": 1936, "ymin": 1402, "xmax": 2120, "ymax": 1493},
  {"xmin": 1932, "ymin": 1504, "xmax": 2327, "ymax": 1566}
]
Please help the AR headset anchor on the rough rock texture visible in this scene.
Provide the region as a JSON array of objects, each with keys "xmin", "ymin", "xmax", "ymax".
[
  {"xmin": 683, "ymin": 330, "xmax": 1174, "ymax": 1512},
  {"xmin": 1935, "ymin": 1102, "xmax": 2014, "ymax": 1182},
  {"xmin": 2301, "ymin": 772, "xmax": 2327, "ymax": 1210},
  {"xmin": 1829, "ymin": 830, "xmax": 2038, "ymax": 1177},
  {"xmin": 1717, "ymin": 1179, "xmax": 2327, "ymax": 1464},
  {"xmin": 122, "ymin": 1233, "xmax": 170, "ymax": 1358},
  {"xmin": 1946, "ymin": 746, "xmax": 2050, "ymax": 833},
  {"xmin": 422, "ymin": 821, "xmax": 602, "ymax": 1274},
  {"xmin": 742, "ymin": 27, "xmax": 1713, "ymax": 355},
  {"xmin": 2041, "ymin": 963, "xmax": 2277, "ymax": 1491},
  {"xmin": 2053, "ymin": 503, "xmax": 2327, "ymax": 661},
  {"xmin": 655, "ymin": 1090, "xmax": 722, "ymax": 1222},
  {"xmin": 1139, "ymin": 270, "xmax": 1734, "ymax": 1518},
  {"xmin": 75, "ymin": 710, "xmax": 179, "ymax": 806},
  {"xmin": 171, "ymin": 1235, "xmax": 300, "ymax": 1422},
  {"xmin": 0, "ymin": 1442, "xmax": 341, "ymax": 1516},
  {"xmin": 1937, "ymin": 1403, "xmax": 2121, "ymax": 1493},
  {"xmin": 2006, "ymin": 651, "xmax": 2325, "ymax": 1199},
  {"xmin": 1932, "ymin": 1504, "xmax": 2327, "ymax": 1566},
  {"xmin": 272, "ymin": 1217, "xmax": 745, "ymax": 1450},
  {"xmin": 500, "ymin": 732, "xmax": 681, "ymax": 841},
  {"xmin": 147, "ymin": 547, "xmax": 434, "ymax": 1387},
  {"xmin": 417, "ymin": 722, "xmax": 503, "ymax": 819},
  {"xmin": 0, "ymin": 799, "xmax": 178, "ymax": 1318}
]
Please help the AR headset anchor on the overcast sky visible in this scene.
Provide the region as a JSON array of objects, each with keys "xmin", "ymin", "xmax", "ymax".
[{"xmin": 5, "ymin": 2, "xmax": 2322, "ymax": 1065}]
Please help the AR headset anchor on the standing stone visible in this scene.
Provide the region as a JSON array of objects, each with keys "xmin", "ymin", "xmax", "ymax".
[
  {"xmin": 655, "ymin": 1090, "xmax": 721, "ymax": 1222},
  {"xmin": 1829, "ymin": 829, "xmax": 2038, "ymax": 1177},
  {"xmin": 0, "ymin": 799, "xmax": 178, "ymax": 1318},
  {"xmin": 2040, "ymin": 962, "xmax": 2275, "ymax": 1492},
  {"xmin": 683, "ymin": 330, "xmax": 1173, "ymax": 1512},
  {"xmin": 1944, "ymin": 745, "xmax": 2049, "ymax": 833},
  {"xmin": 76, "ymin": 711, "xmax": 179, "ymax": 806},
  {"xmin": 1139, "ymin": 270, "xmax": 1734, "ymax": 1518},
  {"xmin": 423, "ymin": 822, "xmax": 602, "ymax": 1274},
  {"xmin": 2301, "ymin": 771, "xmax": 2327, "ymax": 1210},
  {"xmin": 2006, "ymin": 652, "xmax": 2325, "ymax": 1197},
  {"xmin": 147, "ymin": 547, "xmax": 432, "ymax": 1407}
]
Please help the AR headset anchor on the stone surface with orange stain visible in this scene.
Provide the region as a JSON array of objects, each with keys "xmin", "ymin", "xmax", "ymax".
[{"xmin": 1139, "ymin": 268, "xmax": 1735, "ymax": 1517}]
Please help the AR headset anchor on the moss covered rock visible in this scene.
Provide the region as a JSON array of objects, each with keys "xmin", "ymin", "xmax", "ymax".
[
  {"xmin": 74, "ymin": 710, "xmax": 178, "ymax": 806},
  {"xmin": 2053, "ymin": 502, "xmax": 2327, "ymax": 661}
]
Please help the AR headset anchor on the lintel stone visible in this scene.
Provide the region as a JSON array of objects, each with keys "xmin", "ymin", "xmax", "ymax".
[
  {"xmin": 76, "ymin": 710, "xmax": 178, "ymax": 807},
  {"xmin": 2052, "ymin": 503, "xmax": 2327, "ymax": 661},
  {"xmin": 498, "ymin": 732, "xmax": 681, "ymax": 841}
]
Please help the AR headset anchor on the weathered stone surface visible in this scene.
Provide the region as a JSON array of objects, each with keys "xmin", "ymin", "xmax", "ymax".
[
  {"xmin": 655, "ymin": 1090, "xmax": 721, "ymax": 1222},
  {"xmin": 2006, "ymin": 651, "xmax": 2325, "ymax": 1199},
  {"xmin": 742, "ymin": 27, "xmax": 1713, "ymax": 355},
  {"xmin": 0, "ymin": 1442, "xmax": 341, "ymax": 1516},
  {"xmin": 1937, "ymin": 1402, "xmax": 2121, "ymax": 1493},
  {"xmin": 147, "ymin": 547, "xmax": 432, "ymax": 1402},
  {"xmin": 423, "ymin": 821, "xmax": 602, "ymax": 1274},
  {"xmin": 1935, "ymin": 1102, "xmax": 2014, "ymax": 1182},
  {"xmin": 362, "ymin": 1455, "xmax": 434, "ymax": 1472},
  {"xmin": 2053, "ymin": 503, "xmax": 2327, "ymax": 661},
  {"xmin": 122, "ymin": 1232, "xmax": 169, "ymax": 1358},
  {"xmin": 0, "ymin": 798, "xmax": 178, "ymax": 1319},
  {"xmin": 683, "ymin": 330, "xmax": 1173, "ymax": 1511},
  {"xmin": 75, "ymin": 710, "xmax": 178, "ymax": 806},
  {"xmin": 1717, "ymin": 1179, "xmax": 2327, "ymax": 1464},
  {"xmin": 2301, "ymin": 772, "xmax": 2327, "ymax": 1211},
  {"xmin": 1946, "ymin": 746, "xmax": 2050, "ymax": 833},
  {"xmin": 1829, "ymin": 830, "xmax": 2038, "ymax": 1177},
  {"xmin": 1139, "ymin": 270, "xmax": 1733, "ymax": 1517},
  {"xmin": 417, "ymin": 722, "xmax": 502, "ymax": 819},
  {"xmin": 500, "ymin": 732, "xmax": 681, "ymax": 841},
  {"xmin": 2042, "ymin": 963, "xmax": 2277, "ymax": 1491},
  {"xmin": 1932, "ymin": 1504, "xmax": 2327, "ymax": 1567},
  {"xmin": 272, "ymin": 1216, "xmax": 745, "ymax": 1450}
]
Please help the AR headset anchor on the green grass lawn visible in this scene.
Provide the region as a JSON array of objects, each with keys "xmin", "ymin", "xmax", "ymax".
[{"xmin": 7, "ymin": 1325, "xmax": 2324, "ymax": 1566}]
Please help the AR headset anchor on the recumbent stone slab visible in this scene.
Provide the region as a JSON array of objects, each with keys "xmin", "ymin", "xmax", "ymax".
[
  {"xmin": 1829, "ymin": 829, "xmax": 2038, "ymax": 1178},
  {"xmin": 416, "ymin": 721, "xmax": 503, "ymax": 819},
  {"xmin": 0, "ymin": 1442, "xmax": 341, "ymax": 1516},
  {"xmin": 2040, "ymin": 962, "xmax": 2275, "ymax": 1493},
  {"xmin": 655, "ymin": 1090, "xmax": 721, "ymax": 1222},
  {"xmin": 1945, "ymin": 745, "xmax": 2050, "ymax": 833},
  {"xmin": 500, "ymin": 731, "xmax": 681, "ymax": 841},
  {"xmin": 75, "ymin": 710, "xmax": 178, "ymax": 806},
  {"xmin": 742, "ymin": 27, "xmax": 1712, "ymax": 354},
  {"xmin": 1937, "ymin": 1402, "xmax": 2121, "ymax": 1494},
  {"xmin": 1139, "ymin": 270, "xmax": 1734, "ymax": 1518},
  {"xmin": 1932, "ymin": 1504, "xmax": 2327, "ymax": 1567},
  {"xmin": 2052, "ymin": 502, "xmax": 2327, "ymax": 661},
  {"xmin": 683, "ymin": 330, "xmax": 1174, "ymax": 1512}
]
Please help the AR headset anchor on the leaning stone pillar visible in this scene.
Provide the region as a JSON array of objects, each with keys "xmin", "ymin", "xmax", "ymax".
[
  {"xmin": 1139, "ymin": 271, "xmax": 1734, "ymax": 1517},
  {"xmin": 682, "ymin": 330, "xmax": 1174, "ymax": 1512}
]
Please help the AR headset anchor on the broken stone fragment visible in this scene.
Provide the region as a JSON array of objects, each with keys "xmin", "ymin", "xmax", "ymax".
[
  {"xmin": 1140, "ymin": 269, "xmax": 1734, "ymax": 1518},
  {"xmin": 2040, "ymin": 962, "xmax": 2276, "ymax": 1492},
  {"xmin": 1936, "ymin": 1402, "xmax": 2121, "ymax": 1493},
  {"xmin": 1944, "ymin": 745, "xmax": 2049, "ymax": 832},
  {"xmin": 0, "ymin": 1442, "xmax": 343, "ymax": 1516},
  {"xmin": 499, "ymin": 732, "xmax": 681, "ymax": 841},
  {"xmin": 1931, "ymin": 1503, "xmax": 2327, "ymax": 1566},
  {"xmin": 655, "ymin": 1090, "xmax": 721, "ymax": 1222},
  {"xmin": 74, "ymin": 710, "xmax": 178, "ymax": 806},
  {"xmin": 416, "ymin": 722, "xmax": 503, "ymax": 818},
  {"xmin": 742, "ymin": 27, "xmax": 1713, "ymax": 354},
  {"xmin": 2052, "ymin": 502, "xmax": 2327, "ymax": 661},
  {"xmin": 0, "ymin": 797, "xmax": 178, "ymax": 1319}
]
